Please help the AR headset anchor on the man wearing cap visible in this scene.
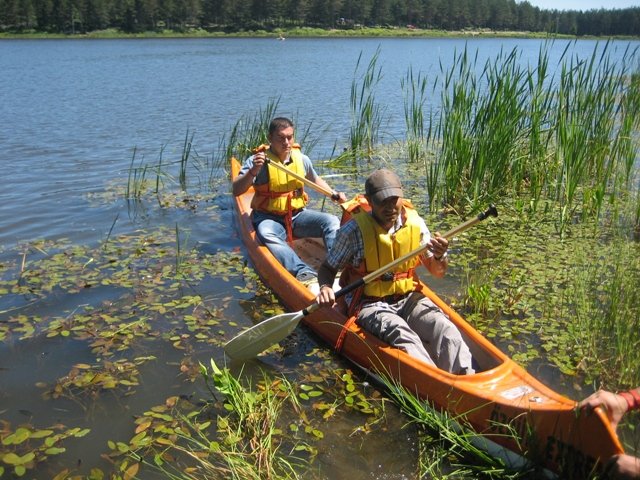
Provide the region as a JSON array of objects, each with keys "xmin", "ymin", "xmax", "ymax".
[{"xmin": 315, "ymin": 168, "xmax": 474, "ymax": 374}]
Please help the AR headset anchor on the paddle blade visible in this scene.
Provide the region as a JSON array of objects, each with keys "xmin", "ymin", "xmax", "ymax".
[{"xmin": 224, "ymin": 311, "xmax": 304, "ymax": 361}]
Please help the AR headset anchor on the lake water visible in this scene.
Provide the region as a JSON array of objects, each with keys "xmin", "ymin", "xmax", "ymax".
[
  {"xmin": 2, "ymin": 36, "xmax": 638, "ymax": 249},
  {"xmin": 1, "ymin": 36, "xmax": 639, "ymax": 478}
]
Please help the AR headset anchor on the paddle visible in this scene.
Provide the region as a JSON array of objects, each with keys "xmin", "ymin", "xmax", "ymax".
[
  {"xmin": 264, "ymin": 157, "xmax": 343, "ymax": 202},
  {"xmin": 253, "ymin": 144, "xmax": 341, "ymax": 201},
  {"xmin": 224, "ymin": 205, "xmax": 498, "ymax": 360}
]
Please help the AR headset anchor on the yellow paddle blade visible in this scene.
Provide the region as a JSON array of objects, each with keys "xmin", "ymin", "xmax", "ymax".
[{"xmin": 223, "ymin": 311, "xmax": 304, "ymax": 361}]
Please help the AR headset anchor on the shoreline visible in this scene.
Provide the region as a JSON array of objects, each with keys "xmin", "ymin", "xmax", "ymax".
[{"xmin": 1, "ymin": 26, "xmax": 637, "ymax": 40}]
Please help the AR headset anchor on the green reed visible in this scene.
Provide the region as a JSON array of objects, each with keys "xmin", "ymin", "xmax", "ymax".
[
  {"xmin": 522, "ymin": 41, "xmax": 555, "ymax": 212},
  {"xmin": 433, "ymin": 46, "xmax": 478, "ymax": 207},
  {"xmin": 179, "ymin": 129, "xmax": 194, "ymax": 191},
  {"xmin": 553, "ymin": 42, "xmax": 619, "ymax": 226},
  {"xmin": 199, "ymin": 360, "xmax": 303, "ymax": 479},
  {"xmin": 401, "ymin": 66, "xmax": 430, "ymax": 164},
  {"xmin": 348, "ymin": 48, "xmax": 384, "ymax": 158},
  {"xmin": 562, "ymin": 240, "xmax": 640, "ymax": 388},
  {"xmin": 428, "ymin": 40, "xmax": 640, "ymax": 233},
  {"xmin": 128, "ymin": 360, "xmax": 304, "ymax": 480},
  {"xmin": 434, "ymin": 46, "xmax": 532, "ymax": 210},
  {"xmin": 126, "ymin": 146, "xmax": 147, "ymax": 198},
  {"xmin": 379, "ymin": 373, "xmax": 530, "ymax": 479},
  {"xmin": 155, "ymin": 144, "xmax": 165, "ymax": 194},
  {"xmin": 224, "ymin": 98, "xmax": 280, "ymax": 162},
  {"xmin": 222, "ymin": 98, "xmax": 319, "ymax": 168}
]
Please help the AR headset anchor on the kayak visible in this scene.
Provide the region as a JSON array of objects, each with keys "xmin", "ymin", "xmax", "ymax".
[{"xmin": 229, "ymin": 157, "xmax": 623, "ymax": 478}]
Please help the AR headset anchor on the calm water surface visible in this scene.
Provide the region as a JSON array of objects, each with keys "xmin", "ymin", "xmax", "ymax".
[
  {"xmin": 1, "ymin": 37, "xmax": 638, "ymax": 478},
  {"xmin": 2, "ymin": 37, "xmax": 638, "ymax": 248}
]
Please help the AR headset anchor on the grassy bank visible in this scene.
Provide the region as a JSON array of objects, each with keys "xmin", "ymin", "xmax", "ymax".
[{"xmin": 0, "ymin": 26, "xmax": 595, "ymax": 40}]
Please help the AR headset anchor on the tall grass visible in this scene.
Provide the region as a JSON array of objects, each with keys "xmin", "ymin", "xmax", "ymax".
[
  {"xmin": 553, "ymin": 42, "xmax": 621, "ymax": 227},
  {"xmin": 130, "ymin": 360, "xmax": 305, "ymax": 480},
  {"xmin": 401, "ymin": 66, "xmax": 430, "ymax": 164},
  {"xmin": 220, "ymin": 97, "xmax": 320, "ymax": 171},
  {"xmin": 348, "ymin": 48, "xmax": 385, "ymax": 158},
  {"xmin": 225, "ymin": 98, "xmax": 281, "ymax": 163},
  {"xmin": 563, "ymin": 240, "xmax": 640, "ymax": 388},
  {"xmin": 434, "ymin": 46, "xmax": 532, "ymax": 210},
  {"xmin": 429, "ymin": 40, "xmax": 640, "ymax": 231},
  {"xmin": 522, "ymin": 41, "xmax": 555, "ymax": 212},
  {"xmin": 379, "ymin": 373, "xmax": 531, "ymax": 479}
]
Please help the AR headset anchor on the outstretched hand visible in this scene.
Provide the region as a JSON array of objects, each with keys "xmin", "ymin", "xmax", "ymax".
[{"xmin": 578, "ymin": 389, "xmax": 628, "ymax": 430}]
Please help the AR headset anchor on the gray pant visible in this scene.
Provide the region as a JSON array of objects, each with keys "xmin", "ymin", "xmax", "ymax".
[{"xmin": 357, "ymin": 292, "xmax": 474, "ymax": 374}]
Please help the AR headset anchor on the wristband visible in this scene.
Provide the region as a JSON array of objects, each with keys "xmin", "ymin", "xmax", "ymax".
[
  {"xmin": 434, "ymin": 252, "xmax": 448, "ymax": 262},
  {"xmin": 619, "ymin": 391, "xmax": 637, "ymax": 411},
  {"xmin": 629, "ymin": 389, "xmax": 640, "ymax": 410},
  {"xmin": 319, "ymin": 284, "xmax": 332, "ymax": 291}
]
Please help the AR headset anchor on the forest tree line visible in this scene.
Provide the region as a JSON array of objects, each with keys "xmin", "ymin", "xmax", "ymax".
[{"xmin": 1, "ymin": 0, "xmax": 639, "ymax": 36}]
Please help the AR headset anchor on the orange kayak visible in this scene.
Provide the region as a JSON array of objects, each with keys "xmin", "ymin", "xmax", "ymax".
[{"xmin": 230, "ymin": 157, "xmax": 623, "ymax": 478}]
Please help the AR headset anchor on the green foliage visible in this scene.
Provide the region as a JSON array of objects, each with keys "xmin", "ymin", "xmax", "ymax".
[
  {"xmin": 454, "ymin": 203, "xmax": 640, "ymax": 386},
  {"xmin": 1, "ymin": 0, "xmax": 639, "ymax": 36},
  {"xmin": 108, "ymin": 361, "xmax": 389, "ymax": 479},
  {"xmin": 428, "ymin": 40, "xmax": 640, "ymax": 234},
  {"xmin": 347, "ymin": 48, "xmax": 385, "ymax": 159},
  {"xmin": 0, "ymin": 424, "xmax": 90, "ymax": 477},
  {"xmin": 379, "ymin": 374, "xmax": 532, "ymax": 479}
]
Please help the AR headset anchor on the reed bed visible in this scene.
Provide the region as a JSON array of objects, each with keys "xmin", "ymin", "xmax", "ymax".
[
  {"xmin": 424, "ymin": 40, "xmax": 640, "ymax": 232},
  {"xmin": 562, "ymin": 239, "xmax": 640, "ymax": 387}
]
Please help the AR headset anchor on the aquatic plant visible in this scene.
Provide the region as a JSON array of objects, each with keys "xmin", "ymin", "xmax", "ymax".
[
  {"xmin": 115, "ymin": 361, "xmax": 309, "ymax": 479},
  {"xmin": 126, "ymin": 146, "xmax": 149, "ymax": 199},
  {"xmin": 401, "ymin": 66, "xmax": 430, "ymax": 165},
  {"xmin": 561, "ymin": 239, "xmax": 640, "ymax": 387},
  {"xmin": 179, "ymin": 129, "xmax": 194, "ymax": 191},
  {"xmin": 427, "ymin": 40, "xmax": 640, "ymax": 233},
  {"xmin": 348, "ymin": 48, "xmax": 385, "ymax": 159},
  {"xmin": 379, "ymin": 373, "xmax": 532, "ymax": 479},
  {"xmin": 224, "ymin": 98, "xmax": 280, "ymax": 163},
  {"xmin": 0, "ymin": 424, "xmax": 91, "ymax": 477},
  {"xmin": 3, "ymin": 41, "xmax": 640, "ymax": 480},
  {"xmin": 221, "ymin": 97, "xmax": 319, "ymax": 170}
]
